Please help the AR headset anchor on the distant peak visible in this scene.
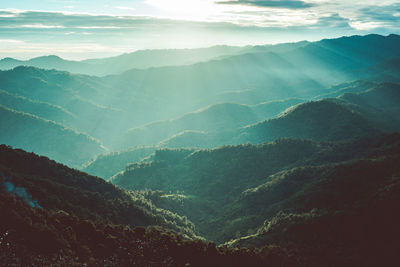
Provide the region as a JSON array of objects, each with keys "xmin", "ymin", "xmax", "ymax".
[
  {"xmin": 0, "ymin": 57, "xmax": 19, "ymax": 62},
  {"xmin": 29, "ymin": 55, "xmax": 64, "ymax": 62}
]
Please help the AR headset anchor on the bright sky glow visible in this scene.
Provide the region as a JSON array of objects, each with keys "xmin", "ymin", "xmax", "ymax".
[{"xmin": 0, "ymin": 0, "xmax": 399, "ymax": 59}]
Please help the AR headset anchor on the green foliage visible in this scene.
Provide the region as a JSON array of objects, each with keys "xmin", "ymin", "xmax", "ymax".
[
  {"xmin": 0, "ymin": 105, "xmax": 105, "ymax": 167},
  {"xmin": 81, "ymin": 146, "xmax": 156, "ymax": 179},
  {"xmin": 0, "ymin": 144, "xmax": 197, "ymax": 239},
  {"xmin": 238, "ymin": 100, "xmax": 380, "ymax": 144},
  {"xmin": 0, "ymin": 146, "xmax": 294, "ymax": 266},
  {"xmin": 112, "ymin": 133, "xmax": 400, "ymax": 244}
]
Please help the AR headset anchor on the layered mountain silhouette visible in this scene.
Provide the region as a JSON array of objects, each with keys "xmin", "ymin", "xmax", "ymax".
[
  {"xmin": 109, "ymin": 133, "xmax": 400, "ymax": 259},
  {"xmin": 237, "ymin": 100, "xmax": 378, "ymax": 144},
  {"xmin": 0, "ymin": 105, "xmax": 105, "ymax": 166},
  {"xmin": 82, "ymin": 146, "xmax": 156, "ymax": 179},
  {"xmin": 2, "ymin": 33, "xmax": 400, "ymax": 266},
  {"xmin": 1, "ymin": 34, "xmax": 400, "ymax": 166},
  {"xmin": 0, "ymin": 43, "xmax": 309, "ymax": 76}
]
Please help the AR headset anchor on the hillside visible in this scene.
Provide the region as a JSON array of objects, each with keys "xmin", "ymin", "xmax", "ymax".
[
  {"xmin": 0, "ymin": 144, "xmax": 197, "ymax": 237},
  {"xmin": 238, "ymin": 100, "xmax": 379, "ymax": 144},
  {"xmin": 139, "ymin": 94, "xmax": 395, "ymax": 149},
  {"xmin": 251, "ymin": 98, "xmax": 305, "ymax": 120},
  {"xmin": 226, "ymin": 150, "xmax": 400, "ymax": 266},
  {"xmin": 160, "ymin": 130, "xmax": 232, "ymax": 149},
  {"xmin": 334, "ymin": 82, "xmax": 400, "ymax": 132},
  {"xmin": 0, "ymin": 47, "xmax": 246, "ymax": 76},
  {"xmin": 82, "ymin": 146, "xmax": 157, "ymax": 179},
  {"xmin": 0, "ymin": 66, "xmax": 127, "ymax": 143},
  {"xmin": 1, "ymin": 35, "xmax": 400, "ymax": 159},
  {"xmin": 1, "ymin": 33, "xmax": 400, "ymax": 266},
  {"xmin": 0, "ymin": 43, "xmax": 309, "ymax": 76},
  {"xmin": 0, "ymin": 89, "xmax": 78, "ymax": 128},
  {"xmin": 0, "ymin": 145, "xmax": 295, "ymax": 266},
  {"xmin": 110, "ymin": 139, "xmax": 326, "ymax": 239},
  {"xmin": 117, "ymin": 103, "xmax": 258, "ymax": 149},
  {"xmin": 111, "ymin": 133, "xmax": 400, "ymax": 244},
  {"xmin": 0, "ymin": 105, "xmax": 105, "ymax": 167}
]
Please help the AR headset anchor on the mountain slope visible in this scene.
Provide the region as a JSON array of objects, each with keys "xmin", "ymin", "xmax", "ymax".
[
  {"xmin": 0, "ymin": 145, "xmax": 294, "ymax": 266},
  {"xmin": 0, "ymin": 144, "xmax": 197, "ymax": 238},
  {"xmin": 0, "ymin": 89, "xmax": 77, "ymax": 127},
  {"xmin": 110, "ymin": 139, "xmax": 325, "ymax": 239},
  {"xmin": 226, "ymin": 148, "xmax": 400, "ymax": 266},
  {"xmin": 0, "ymin": 46, "xmax": 246, "ymax": 76},
  {"xmin": 332, "ymin": 82, "xmax": 400, "ymax": 132},
  {"xmin": 0, "ymin": 43, "xmax": 308, "ymax": 76},
  {"xmin": 117, "ymin": 103, "xmax": 259, "ymax": 149},
  {"xmin": 82, "ymin": 146, "xmax": 157, "ymax": 179},
  {"xmin": 0, "ymin": 105, "xmax": 105, "ymax": 166},
  {"xmin": 238, "ymin": 100, "xmax": 379, "ymax": 144},
  {"xmin": 111, "ymin": 133, "xmax": 400, "ymax": 244}
]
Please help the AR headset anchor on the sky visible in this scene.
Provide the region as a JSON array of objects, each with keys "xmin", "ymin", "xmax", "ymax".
[{"xmin": 0, "ymin": 0, "xmax": 400, "ymax": 60}]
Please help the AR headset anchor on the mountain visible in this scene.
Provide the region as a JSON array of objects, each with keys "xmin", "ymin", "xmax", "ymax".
[
  {"xmin": 0, "ymin": 144, "xmax": 197, "ymax": 238},
  {"xmin": 121, "ymin": 84, "xmax": 400, "ymax": 150},
  {"xmin": 81, "ymin": 146, "xmax": 157, "ymax": 179},
  {"xmin": 110, "ymin": 139, "xmax": 326, "ymax": 240},
  {"xmin": 225, "ymin": 141, "xmax": 400, "ymax": 266},
  {"xmin": 158, "ymin": 99, "xmax": 382, "ymax": 149},
  {"xmin": 237, "ymin": 100, "xmax": 379, "ymax": 144},
  {"xmin": 333, "ymin": 82, "xmax": 400, "ymax": 132},
  {"xmin": 109, "ymin": 133, "xmax": 400, "ymax": 266},
  {"xmin": 2, "ymin": 33, "xmax": 400, "ymax": 267},
  {"xmin": 159, "ymin": 130, "xmax": 230, "ymax": 149},
  {"xmin": 0, "ymin": 105, "xmax": 105, "ymax": 167},
  {"xmin": 117, "ymin": 103, "xmax": 259, "ymax": 149},
  {"xmin": 0, "ymin": 145, "xmax": 294, "ymax": 266},
  {"xmin": 0, "ymin": 47, "xmax": 246, "ymax": 76},
  {"xmin": 0, "ymin": 43, "xmax": 309, "ymax": 76},
  {"xmin": 313, "ymin": 80, "xmax": 377, "ymax": 99},
  {"xmin": 0, "ymin": 89, "xmax": 77, "ymax": 128},
  {"xmin": 250, "ymin": 98, "xmax": 305, "ymax": 120},
  {"xmin": 0, "ymin": 66, "xmax": 126, "ymax": 143},
  {"xmin": 0, "ymin": 55, "xmax": 91, "ymax": 74},
  {"xmin": 1, "ymin": 34, "xmax": 400, "ymax": 166},
  {"xmin": 103, "ymin": 34, "xmax": 400, "ymax": 129}
]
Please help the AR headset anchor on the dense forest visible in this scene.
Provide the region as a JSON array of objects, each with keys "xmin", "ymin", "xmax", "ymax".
[{"xmin": 1, "ymin": 34, "xmax": 400, "ymax": 266}]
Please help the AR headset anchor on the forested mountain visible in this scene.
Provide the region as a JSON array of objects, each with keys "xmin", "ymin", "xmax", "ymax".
[
  {"xmin": 0, "ymin": 105, "xmax": 105, "ymax": 167},
  {"xmin": 1, "ymin": 34, "xmax": 400, "ymax": 165},
  {"xmin": 156, "ymin": 82, "xmax": 400, "ymax": 149},
  {"xmin": 226, "ymin": 145, "xmax": 400, "ymax": 266},
  {"xmin": 0, "ymin": 46, "xmax": 246, "ymax": 76},
  {"xmin": 110, "ymin": 133, "xmax": 400, "ymax": 266},
  {"xmin": 0, "ymin": 144, "xmax": 196, "ymax": 238},
  {"xmin": 237, "ymin": 100, "xmax": 379, "ymax": 144},
  {"xmin": 0, "ymin": 145, "xmax": 296, "ymax": 266},
  {"xmin": 0, "ymin": 89, "xmax": 77, "ymax": 128},
  {"xmin": 0, "ymin": 43, "xmax": 309, "ymax": 76},
  {"xmin": 117, "ymin": 103, "xmax": 259, "ymax": 149},
  {"xmin": 2, "ymin": 33, "xmax": 400, "ymax": 266},
  {"xmin": 82, "ymin": 146, "xmax": 157, "ymax": 179}
]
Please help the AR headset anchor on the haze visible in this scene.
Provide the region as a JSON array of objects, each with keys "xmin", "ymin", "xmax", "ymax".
[{"xmin": 1, "ymin": 0, "xmax": 400, "ymax": 59}]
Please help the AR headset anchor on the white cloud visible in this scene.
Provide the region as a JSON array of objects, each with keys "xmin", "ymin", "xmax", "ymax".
[
  {"xmin": 76, "ymin": 26, "xmax": 121, "ymax": 29},
  {"xmin": 0, "ymin": 39, "xmax": 24, "ymax": 44},
  {"xmin": 20, "ymin": 24, "xmax": 65, "ymax": 29},
  {"xmin": 349, "ymin": 21, "xmax": 386, "ymax": 31},
  {"xmin": 115, "ymin": 6, "xmax": 136, "ymax": 11}
]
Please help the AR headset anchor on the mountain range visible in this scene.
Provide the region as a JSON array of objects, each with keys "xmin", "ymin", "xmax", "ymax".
[{"xmin": 1, "ymin": 33, "xmax": 400, "ymax": 266}]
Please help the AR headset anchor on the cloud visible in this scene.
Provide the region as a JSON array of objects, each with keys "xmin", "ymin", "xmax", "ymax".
[
  {"xmin": 357, "ymin": 3, "xmax": 400, "ymax": 23},
  {"xmin": 0, "ymin": 8, "xmax": 397, "ymax": 60},
  {"xmin": 313, "ymin": 13, "xmax": 351, "ymax": 29},
  {"xmin": 216, "ymin": 0, "xmax": 315, "ymax": 9},
  {"xmin": 115, "ymin": 6, "xmax": 136, "ymax": 11}
]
